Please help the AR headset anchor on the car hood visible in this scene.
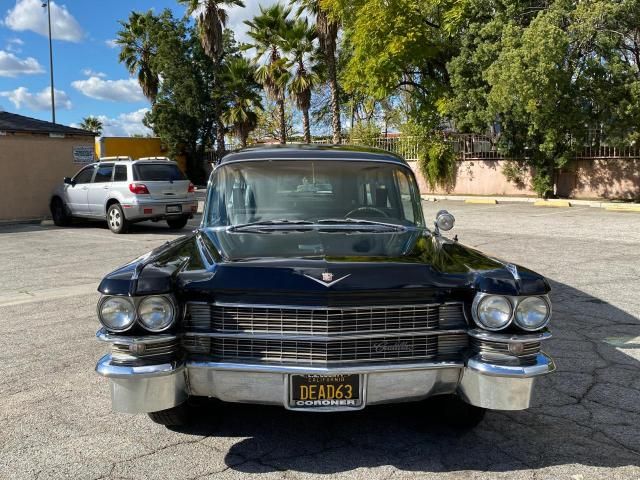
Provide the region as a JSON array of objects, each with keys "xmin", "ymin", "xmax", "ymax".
[{"xmin": 98, "ymin": 227, "xmax": 550, "ymax": 301}]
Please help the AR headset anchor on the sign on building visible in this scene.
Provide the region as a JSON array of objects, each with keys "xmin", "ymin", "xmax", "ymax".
[{"xmin": 73, "ymin": 145, "xmax": 95, "ymax": 164}]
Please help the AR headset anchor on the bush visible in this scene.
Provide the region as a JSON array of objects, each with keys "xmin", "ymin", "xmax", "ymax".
[
  {"xmin": 416, "ymin": 138, "xmax": 457, "ymax": 190},
  {"xmin": 348, "ymin": 121, "xmax": 381, "ymax": 147}
]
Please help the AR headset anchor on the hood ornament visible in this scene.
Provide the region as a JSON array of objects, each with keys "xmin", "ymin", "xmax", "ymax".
[{"xmin": 303, "ymin": 272, "xmax": 351, "ymax": 287}]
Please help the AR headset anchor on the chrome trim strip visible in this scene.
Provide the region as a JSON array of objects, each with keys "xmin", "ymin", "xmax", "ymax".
[
  {"xmin": 466, "ymin": 352, "xmax": 555, "ymax": 378},
  {"xmin": 217, "ymin": 156, "xmax": 411, "ymax": 169},
  {"xmin": 189, "ymin": 301, "xmax": 448, "ymax": 310},
  {"xmin": 96, "ymin": 354, "xmax": 184, "ymax": 379},
  {"xmin": 467, "ymin": 328, "xmax": 552, "ymax": 343},
  {"xmin": 95, "ymin": 328, "xmax": 178, "ymax": 345},
  {"xmin": 182, "ymin": 329, "xmax": 467, "ymax": 342},
  {"xmin": 186, "ymin": 360, "xmax": 463, "ymax": 374}
]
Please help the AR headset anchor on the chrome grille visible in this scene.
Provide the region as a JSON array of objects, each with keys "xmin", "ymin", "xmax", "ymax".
[
  {"xmin": 186, "ymin": 302, "xmax": 455, "ymax": 335},
  {"xmin": 471, "ymin": 338, "xmax": 541, "ymax": 365},
  {"xmin": 437, "ymin": 334, "xmax": 469, "ymax": 359},
  {"xmin": 111, "ymin": 339, "xmax": 178, "ymax": 366},
  {"xmin": 183, "ymin": 335, "xmax": 438, "ymax": 365}
]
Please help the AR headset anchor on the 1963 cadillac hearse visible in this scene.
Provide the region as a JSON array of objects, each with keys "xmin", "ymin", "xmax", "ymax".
[{"xmin": 95, "ymin": 145, "xmax": 555, "ymax": 427}]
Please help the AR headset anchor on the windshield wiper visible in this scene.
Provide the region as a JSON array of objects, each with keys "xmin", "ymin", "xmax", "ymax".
[
  {"xmin": 227, "ymin": 219, "xmax": 314, "ymax": 232},
  {"xmin": 316, "ymin": 218, "xmax": 408, "ymax": 231}
]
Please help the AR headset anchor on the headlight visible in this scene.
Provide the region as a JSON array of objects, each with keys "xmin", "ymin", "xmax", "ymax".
[
  {"xmin": 138, "ymin": 296, "xmax": 175, "ymax": 332},
  {"xmin": 98, "ymin": 296, "xmax": 136, "ymax": 332},
  {"xmin": 475, "ymin": 295, "xmax": 512, "ymax": 330},
  {"xmin": 515, "ymin": 296, "xmax": 550, "ymax": 331}
]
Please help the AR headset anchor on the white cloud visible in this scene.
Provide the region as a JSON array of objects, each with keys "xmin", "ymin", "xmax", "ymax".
[
  {"xmin": 6, "ymin": 37, "xmax": 24, "ymax": 53},
  {"xmin": 0, "ymin": 50, "xmax": 44, "ymax": 77},
  {"xmin": 226, "ymin": 0, "xmax": 278, "ymax": 46},
  {"xmin": 71, "ymin": 76, "xmax": 145, "ymax": 103},
  {"xmin": 0, "ymin": 86, "xmax": 72, "ymax": 111},
  {"xmin": 95, "ymin": 108, "xmax": 152, "ymax": 137},
  {"xmin": 3, "ymin": 0, "xmax": 84, "ymax": 42},
  {"xmin": 105, "ymin": 39, "xmax": 118, "ymax": 49},
  {"xmin": 82, "ymin": 68, "xmax": 106, "ymax": 78}
]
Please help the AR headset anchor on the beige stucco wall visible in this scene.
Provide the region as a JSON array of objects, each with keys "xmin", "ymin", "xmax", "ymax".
[
  {"xmin": 0, "ymin": 133, "xmax": 95, "ymax": 221},
  {"xmin": 409, "ymin": 159, "xmax": 640, "ymax": 200}
]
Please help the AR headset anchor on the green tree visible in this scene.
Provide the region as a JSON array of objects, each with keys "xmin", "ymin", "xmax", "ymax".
[
  {"xmin": 116, "ymin": 10, "xmax": 160, "ymax": 102},
  {"xmin": 222, "ymin": 57, "xmax": 263, "ymax": 147},
  {"xmin": 245, "ymin": 3, "xmax": 292, "ymax": 144},
  {"xmin": 284, "ymin": 18, "xmax": 320, "ymax": 143},
  {"xmin": 293, "ymin": 0, "xmax": 342, "ymax": 143},
  {"xmin": 178, "ymin": 0, "xmax": 245, "ymax": 159},
  {"xmin": 79, "ymin": 116, "xmax": 103, "ymax": 135},
  {"xmin": 251, "ymin": 99, "xmax": 296, "ymax": 143}
]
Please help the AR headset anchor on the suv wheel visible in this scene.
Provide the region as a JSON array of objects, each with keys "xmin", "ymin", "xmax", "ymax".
[
  {"xmin": 107, "ymin": 203, "xmax": 129, "ymax": 234},
  {"xmin": 51, "ymin": 197, "xmax": 71, "ymax": 226},
  {"xmin": 166, "ymin": 216, "xmax": 189, "ymax": 230},
  {"xmin": 148, "ymin": 402, "xmax": 192, "ymax": 426}
]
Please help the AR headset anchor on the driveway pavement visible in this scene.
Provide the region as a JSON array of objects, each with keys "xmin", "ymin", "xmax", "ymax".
[{"xmin": 0, "ymin": 202, "xmax": 639, "ymax": 480}]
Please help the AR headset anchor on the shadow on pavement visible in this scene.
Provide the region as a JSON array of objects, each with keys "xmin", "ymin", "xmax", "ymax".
[{"xmin": 173, "ymin": 278, "xmax": 640, "ymax": 474}]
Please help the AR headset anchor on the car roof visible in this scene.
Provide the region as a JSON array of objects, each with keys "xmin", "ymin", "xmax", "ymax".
[{"xmin": 219, "ymin": 144, "xmax": 408, "ymax": 166}]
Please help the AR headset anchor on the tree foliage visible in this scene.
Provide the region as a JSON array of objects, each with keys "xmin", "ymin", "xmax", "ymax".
[
  {"xmin": 325, "ymin": 0, "xmax": 640, "ymax": 196},
  {"xmin": 79, "ymin": 116, "xmax": 103, "ymax": 135}
]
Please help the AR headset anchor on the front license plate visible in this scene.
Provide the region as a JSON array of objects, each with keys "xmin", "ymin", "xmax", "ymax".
[
  {"xmin": 166, "ymin": 204, "xmax": 182, "ymax": 213},
  {"xmin": 289, "ymin": 374, "xmax": 362, "ymax": 409}
]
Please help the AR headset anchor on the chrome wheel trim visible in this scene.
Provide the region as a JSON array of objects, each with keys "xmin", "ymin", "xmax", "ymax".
[{"xmin": 108, "ymin": 208, "xmax": 121, "ymax": 229}]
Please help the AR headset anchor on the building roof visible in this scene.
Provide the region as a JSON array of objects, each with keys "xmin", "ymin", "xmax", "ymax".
[
  {"xmin": 220, "ymin": 144, "xmax": 408, "ymax": 165},
  {"xmin": 0, "ymin": 111, "xmax": 95, "ymax": 137}
]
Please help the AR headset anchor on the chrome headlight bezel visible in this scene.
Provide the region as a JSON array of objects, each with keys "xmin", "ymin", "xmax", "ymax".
[
  {"xmin": 514, "ymin": 295, "xmax": 552, "ymax": 331},
  {"xmin": 472, "ymin": 293, "xmax": 552, "ymax": 332},
  {"xmin": 137, "ymin": 295, "xmax": 177, "ymax": 333},
  {"xmin": 97, "ymin": 295, "xmax": 137, "ymax": 333},
  {"xmin": 472, "ymin": 294, "xmax": 513, "ymax": 331}
]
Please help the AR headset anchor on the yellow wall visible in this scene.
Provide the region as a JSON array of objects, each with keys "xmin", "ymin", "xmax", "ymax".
[{"xmin": 96, "ymin": 137, "xmax": 187, "ymax": 172}]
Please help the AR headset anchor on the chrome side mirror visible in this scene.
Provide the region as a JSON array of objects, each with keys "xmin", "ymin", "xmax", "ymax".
[{"xmin": 434, "ymin": 210, "xmax": 455, "ymax": 235}]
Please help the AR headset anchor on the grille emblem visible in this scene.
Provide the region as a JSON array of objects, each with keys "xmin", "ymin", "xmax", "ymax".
[{"xmin": 303, "ymin": 272, "xmax": 350, "ymax": 287}]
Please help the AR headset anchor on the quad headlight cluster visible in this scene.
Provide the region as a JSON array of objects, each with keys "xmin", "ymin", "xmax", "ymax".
[
  {"xmin": 97, "ymin": 295, "xmax": 176, "ymax": 333},
  {"xmin": 472, "ymin": 293, "xmax": 551, "ymax": 331}
]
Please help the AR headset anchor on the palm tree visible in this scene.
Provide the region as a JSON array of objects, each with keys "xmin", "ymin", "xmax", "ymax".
[
  {"xmin": 245, "ymin": 3, "xmax": 292, "ymax": 144},
  {"xmin": 79, "ymin": 116, "xmax": 103, "ymax": 135},
  {"xmin": 222, "ymin": 57, "xmax": 263, "ymax": 148},
  {"xmin": 116, "ymin": 11, "xmax": 159, "ymax": 102},
  {"xmin": 178, "ymin": 0, "xmax": 245, "ymax": 158},
  {"xmin": 292, "ymin": 0, "xmax": 341, "ymax": 144},
  {"xmin": 284, "ymin": 18, "xmax": 320, "ymax": 143}
]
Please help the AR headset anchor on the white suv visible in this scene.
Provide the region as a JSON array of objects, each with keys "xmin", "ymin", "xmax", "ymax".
[{"xmin": 50, "ymin": 157, "xmax": 197, "ymax": 233}]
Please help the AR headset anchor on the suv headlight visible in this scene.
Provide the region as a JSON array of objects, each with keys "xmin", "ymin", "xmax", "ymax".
[
  {"xmin": 474, "ymin": 295, "xmax": 513, "ymax": 330},
  {"xmin": 138, "ymin": 296, "xmax": 176, "ymax": 332},
  {"xmin": 98, "ymin": 296, "xmax": 136, "ymax": 332},
  {"xmin": 515, "ymin": 296, "xmax": 551, "ymax": 331}
]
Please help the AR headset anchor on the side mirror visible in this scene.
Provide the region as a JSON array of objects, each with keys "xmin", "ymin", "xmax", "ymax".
[
  {"xmin": 63, "ymin": 176, "xmax": 73, "ymax": 185},
  {"xmin": 434, "ymin": 210, "xmax": 455, "ymax": 235}
]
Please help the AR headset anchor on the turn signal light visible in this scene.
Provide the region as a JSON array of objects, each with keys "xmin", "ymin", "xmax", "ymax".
[
  {"xmin": 188, "ymin": 182, "xmax": 195, "ymax": 193},
  {"xmin": 129, "ymin": 183, "xmax": 150, "ymax": 195}
]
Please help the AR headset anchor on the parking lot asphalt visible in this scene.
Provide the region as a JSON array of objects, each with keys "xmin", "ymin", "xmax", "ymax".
[{"xmin": 1, "ymin": 202, "xmax": 639, "ymax": 480}]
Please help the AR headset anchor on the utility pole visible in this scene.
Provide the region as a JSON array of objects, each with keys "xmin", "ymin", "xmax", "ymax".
[{"xmin": 43, "ymin": 1, "xmax": 56, "ymax": 124}]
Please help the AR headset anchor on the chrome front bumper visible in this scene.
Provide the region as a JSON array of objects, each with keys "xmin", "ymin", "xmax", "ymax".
[{"xmin": 96, "ymin": 353, "xmax": 555, "ymax": 414}]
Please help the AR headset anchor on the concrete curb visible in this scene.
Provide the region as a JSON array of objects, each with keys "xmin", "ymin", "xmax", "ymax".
[
  {"xmin": 421, "ymin": 194, "xmax": 637, "ymax": 210},
  {"xmin": 533, "ymin": 200, "xmax": 572, "ymax": 208}
]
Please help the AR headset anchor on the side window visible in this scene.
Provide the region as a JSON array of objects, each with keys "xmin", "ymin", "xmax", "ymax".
[
  {"xmin": 93, "ymin": 164, "xmax": 114, "ymax": 183},
  {"xmin": 113, "ymin": 165, "xmax": 128, "ymax": 182},
  {"xmin": 73, "ymin": 166, "xmax": 95, "ymax": 184},
  {"xmin": 395, "ymin": 170, "xmax": 416, "ymax": 224}
]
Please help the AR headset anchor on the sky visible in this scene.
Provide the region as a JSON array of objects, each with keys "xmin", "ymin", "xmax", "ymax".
[{"xmin": 0, "ymin": 0, "xmax": 274, "ymax": 136}]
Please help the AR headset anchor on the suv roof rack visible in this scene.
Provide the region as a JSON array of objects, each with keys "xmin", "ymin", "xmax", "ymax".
[
  {"xmin": 136, "ymin": 156, "xmax": 172, "ymax": 162},
  {"xmin": 99, "ymin": 156, "xmax": 132, "ymax": 162}
]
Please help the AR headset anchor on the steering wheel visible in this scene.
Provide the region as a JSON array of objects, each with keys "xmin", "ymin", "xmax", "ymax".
[{"xmin": 345, "ymin": 206, "xmax": 389, "ymax": 218}]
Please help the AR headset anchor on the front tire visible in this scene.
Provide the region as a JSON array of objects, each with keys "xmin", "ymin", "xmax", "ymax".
[
  {"xmin": 431, "ymin": 395, "xmax": 487, "ymax": 429},
  {"xmin": 148, "ymin": 402, "xmax": 191, "ymax": 426},
  {"xmin": 50, "ymin": 197, "xmax": 71, "ymax": 226},
  {"xmin": 107, "ymin": 203, "xmax": 129, "ymax": 234},
  {"xmin": 166, "ymin": 216, "xmax": 189, "ymax": 230}
]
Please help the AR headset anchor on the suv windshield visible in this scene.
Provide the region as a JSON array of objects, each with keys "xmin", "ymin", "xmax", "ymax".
[
  {"xmin": 134, "ymin": 163, "xmax": 186, "ymax": 181},
  {"xmin": 204, "ymin": 160, "xmax": 424, "ymax": 228}
]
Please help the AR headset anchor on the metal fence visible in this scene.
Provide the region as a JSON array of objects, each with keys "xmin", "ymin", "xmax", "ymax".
[{"xmin": 217, "ymin": 134, "xmax": 640, "ymax": 162}]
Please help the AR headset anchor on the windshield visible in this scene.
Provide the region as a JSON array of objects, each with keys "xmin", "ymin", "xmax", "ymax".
[{"xmin": 203, "ymin": 160, "xmax": 424, "ymax": 228}]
